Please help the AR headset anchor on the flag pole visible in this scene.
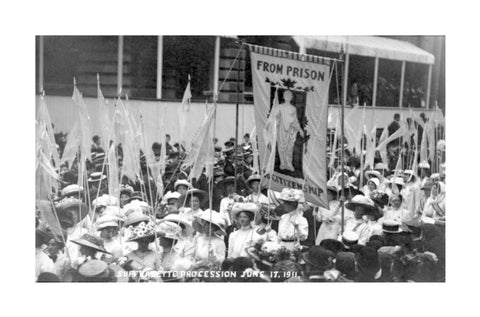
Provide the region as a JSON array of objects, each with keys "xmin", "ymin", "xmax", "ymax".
[
  {"xmin": 340, "ymin": 50, "xmax": 348, "ymax": 235},
  {"xmin": 359, "ymin": 132, "xmax": 364, "ymax": 189},
  {"xmin": 234, "ymin": 51, "xmax": 241, "ymax": 193}
]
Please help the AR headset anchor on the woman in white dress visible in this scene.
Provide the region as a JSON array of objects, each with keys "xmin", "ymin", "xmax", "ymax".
[
  {"xmin": 192, "ymin": 210, "xmax": 227, "ymax": 265},
  {"xmin": 277, "ymin": 189, "xmax": 308, "ymax": 250},
  {"xmin": 228, "ymin": 203, "xmax": 277, "ymax": 259}
]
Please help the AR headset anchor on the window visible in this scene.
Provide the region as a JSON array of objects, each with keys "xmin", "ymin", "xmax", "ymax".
[
  {"xmin": 123, "ymin": 36, "xmax": 158, "ymax": 99},
  {"xmin": 403, "ymin": 62, "xmax": 428, "ymax": 108},
  {"xmin": 43, "ymin": 36, "xmax": 119, "ymax": 97},
  {"xmin": 218, "ymin": 37, "xmax": 247, "ymax": 103},
  {"xmin": 377, "ymin": 59, "xmax": 402, "ymax": 107},
  {"xmin": 162, "ymin": 36, "xmax": 215, "ymax": 101},
  {"xmin": 36, "ymin": 36, "xmax": 40, "ymax": 94},
  {"xmin": 306, "ymin": 48, "xmax": 343, "ymax": 105},
  {"xmin": 348, "ymin": 55, "xmax": 375, "ymax": 106}
]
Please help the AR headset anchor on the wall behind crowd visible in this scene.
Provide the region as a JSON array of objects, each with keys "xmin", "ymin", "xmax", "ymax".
[
  {"xmin": 38, "ymin": 95, "xmax": 255, "ymax": 146},
  {"xmin": 36, "ymin": 95, "xmax": 435, "ymax": 146}
]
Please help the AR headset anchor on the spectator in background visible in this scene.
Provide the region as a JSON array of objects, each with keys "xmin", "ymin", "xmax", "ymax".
[
  {"xmin": 242, "ymin": 133, "xmax": 251, "ymax": 148},
  {"xmin": 91, "ymin": 135, "xmax": 104, "ymax": 153},
  {"xmin": 387, "ymin": 113, "xmax": 401, "ymax": 149},
  {"xmin": 350, "ymin": 80, "xmax": 359, "ymax": 105},
  {"xmin": 165, "ymin": 134, "xmax": 173, "ymax": 154}
]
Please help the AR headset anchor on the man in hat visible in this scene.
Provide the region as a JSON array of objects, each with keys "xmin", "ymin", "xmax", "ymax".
[
  {"xmin": 87, "ymin": 172, "xmax": 109, "ymax": 203},
  {"xmin": 241, "ymin": 133, "xmax": 251, "ymax": 148},
  {"xmin": 222, "ymin": 140, "xmax": 236, "ymax": 177},
  {"xmin": 387, "ymin": 113, "xmax": 401, "ymax": 150},
  {"xmin": 165, "ymin": 134, "xmax": 173, "ymax": 154}
]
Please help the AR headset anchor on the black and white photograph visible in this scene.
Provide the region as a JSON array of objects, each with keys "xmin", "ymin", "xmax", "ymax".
[
  {"xmin": 34, "ymin": 34, "xmax": 446, "ymax": 283},
  {"xmin": 5, "ymin": 1, "xmax": 479, "ymax": 316}
]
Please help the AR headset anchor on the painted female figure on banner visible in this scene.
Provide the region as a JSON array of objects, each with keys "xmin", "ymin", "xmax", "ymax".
[{"xmin": 275, "ymin": 90, "xmax": 304, "ymax": 171}]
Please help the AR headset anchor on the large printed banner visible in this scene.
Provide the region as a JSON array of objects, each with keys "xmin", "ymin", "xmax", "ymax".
[{"xmin": 250, "ymin": 46, "xmax": 332, "ymax": 207}]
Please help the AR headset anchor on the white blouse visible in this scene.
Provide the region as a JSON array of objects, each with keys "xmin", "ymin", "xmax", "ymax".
[
  {"xmin": 278, "ymin": 211, "xmax": 308, "ymax": 241},
  {"xmin": 382, "ymin": 207, "xmax": 412, "ymax": 224},
  {"xmin": 245, "ymin": 193, "xmax": 269, "ymax": 204},
  {"xmin": 193, "ymin": 234, "xmax": 226, "ymax": 263}
]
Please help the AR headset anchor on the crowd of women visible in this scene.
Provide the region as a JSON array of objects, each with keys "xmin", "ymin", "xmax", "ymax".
[{"xmin": 35, "ymin": 135, "xmax": 445, "ymax": 283}]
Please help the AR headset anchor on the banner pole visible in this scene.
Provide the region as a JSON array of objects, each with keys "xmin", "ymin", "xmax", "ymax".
[
  {"xmin": 234, "ymin": 46, "xmax": 241, "ymax": 193},
  {"xmin": 340, "ymin": 51, "xmax": 349, "ymax": 235}
]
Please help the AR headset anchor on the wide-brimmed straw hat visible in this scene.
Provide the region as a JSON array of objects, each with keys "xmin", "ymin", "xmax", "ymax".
[
  {"xmin": 157, "ymin": 213, "xmax": 194, "ymax": 237},
  {"xmin": 279, "ymin": 188, "xmax": 304, "ymax": 203},
  {"xmin": 61, "ymin": 184, "xmax": 84, "ymax": 197},
  {"xmin": 102, "ymin": 206, "xmax": 125, "ymax": 221},
  {"xmin": 385, "ymin": 176, "xmax": 405, "ymax": 188},
  {"xmin": 345, "ymin": 195, "xmax": 378, "ymax": 213},
  {"xmin": 123, "ymin": 200, "xmax": 151, "ymax": 217},
  {"xmin": 71, "ymin": 233, "xmax": 110, "ymax": 254},
  {"xmin": 403, "ymin": 170, "xmax": 417, "ymax": 182},
  {"xmin": 364, "ymin": 170, "xmax": 384, "ymax": 182},
  {"xmin": 124, "ymin": 210, "xmax": 152, "ymax": 227},
  {"xmin": 126, "ymin": 219, "xmax": 157, "ymax": 242},
  {"xmin": 163, "ymin": 191, "xmax": 181, "ymax": 203},
  {"xmin": 366, "ymin": 178, "xmax": 380, "ymax": 189},
  {"xmin": 246, "ymin": 174, "xmax": 261, "ymax": 187},
  {"xmin": 95, "ymin": 214, "xmax": 120, "ymax": 230},
  {"xmin": 156, "ymin": 221, "xmax": 182, "ymax": 240},
  {"xmin": 174, "ymin": 179, "xmax": 192, "ymax": 192},
  {"xmin": 78, "ymin": 259, "xmax": 110, "ymax": 279},
  {"xmin": 230, "ymin": 202, "xmax": 260, "ymax": 220},
  {"xmin": 55, "ymin": 197, "xmax": 89, "ymax": 228},
  {"xmin": 199, "ymin": 209, "xmax": 226, "ymax": 236},
  {"xmin": 92, "ymin": 194, "xmax": 118, "ymax": 209}
]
